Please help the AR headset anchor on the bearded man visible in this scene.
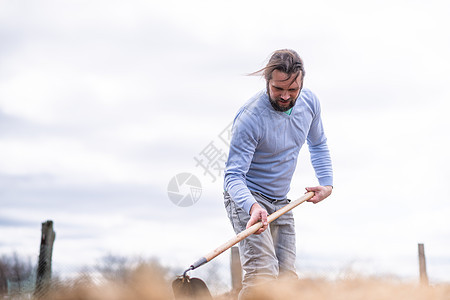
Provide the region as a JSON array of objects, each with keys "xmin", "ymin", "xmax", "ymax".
[{"xmin": 223, "ymin": 49, "xmax": 333, "ymax": 299}]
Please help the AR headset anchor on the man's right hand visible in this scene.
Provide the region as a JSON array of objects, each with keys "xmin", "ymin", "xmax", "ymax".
[{"xmin": 247, "ymin": 202, "xmax": 268, "ymax": 234}]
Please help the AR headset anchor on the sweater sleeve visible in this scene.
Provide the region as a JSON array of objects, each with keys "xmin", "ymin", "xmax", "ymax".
[
  {"xmin": 224, "ymin": 109, "xmax": 259, "ymax": 214},
  {"xmin": 306, "ymin": 95, "xmax": 333, "ymax": 187}
]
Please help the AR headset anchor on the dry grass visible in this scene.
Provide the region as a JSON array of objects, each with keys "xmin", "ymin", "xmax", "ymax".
[
  {"xmin": 37, "ymin": 265, "xmax": 450, "ymax": 300},
  {"xmin": 42, "ymin": 264, "xmax": 173, "ymax": 300},
  {"xmin": 234, "ymin": 277, "xmax": 450, "ymax": 300}
]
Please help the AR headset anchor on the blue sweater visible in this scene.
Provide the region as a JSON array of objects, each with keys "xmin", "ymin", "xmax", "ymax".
[{"xmin": 224, "ymin": 88, "xmax": 333, "ymax": 214}]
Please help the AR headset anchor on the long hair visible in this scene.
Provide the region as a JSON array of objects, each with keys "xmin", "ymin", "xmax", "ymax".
[{"xmin": 250, "ymin": 49, "xmax": 305, "ymax": 84}]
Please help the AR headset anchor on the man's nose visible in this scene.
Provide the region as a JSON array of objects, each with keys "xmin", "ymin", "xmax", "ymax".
[{"xmin": 281, "ymin": 91, "xmax": 290, "ymax": 100}]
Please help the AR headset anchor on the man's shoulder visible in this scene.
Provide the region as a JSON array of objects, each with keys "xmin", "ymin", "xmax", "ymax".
[
  {"xmin": 298, "ymin": 87, "xmax": 321, "ymax": 112},
  {"xmin": 243, "ymin": 90, "xmax": 268, "ymax": 109},
  {"xmin": 237, "ymin": 90, "xmax": 270, "ymax": 117},
  {"xmin": 300, "ymin": 88, "xmax": 319, "ymax": 102},
  {"xmin": 231, "ymin": 90, "xmax": 269, "ymax": 133}
]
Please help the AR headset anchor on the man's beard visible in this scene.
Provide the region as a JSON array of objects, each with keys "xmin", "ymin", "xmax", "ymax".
[{"xmin": 268, "ymin": 94, "xmax": 297, "ymax": 112}]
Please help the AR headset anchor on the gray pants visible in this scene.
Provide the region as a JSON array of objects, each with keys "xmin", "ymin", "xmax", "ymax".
[{"xmin": 224, "ymin": 191, "xmax": 298, "ymax": 297}]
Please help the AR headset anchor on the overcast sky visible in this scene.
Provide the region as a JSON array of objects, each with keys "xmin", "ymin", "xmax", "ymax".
[{"xmin": 1, "ymin": 0, "xmax": 449, "ymax": 286}]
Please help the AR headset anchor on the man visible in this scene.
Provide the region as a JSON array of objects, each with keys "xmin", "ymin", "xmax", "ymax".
[{"xmin": 223, "ymin": 49, "xmax": 333, "ymax": 298}]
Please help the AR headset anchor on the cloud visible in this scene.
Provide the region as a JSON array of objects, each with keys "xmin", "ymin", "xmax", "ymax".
[{"xmin": 0, "ymin": 215, "xmax": 36, "ymax": 228}]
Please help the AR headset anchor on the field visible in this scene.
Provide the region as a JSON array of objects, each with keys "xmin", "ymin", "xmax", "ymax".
[{"xmin": 36, "ymin": 264, "xmax": 450, "ymax": 300}]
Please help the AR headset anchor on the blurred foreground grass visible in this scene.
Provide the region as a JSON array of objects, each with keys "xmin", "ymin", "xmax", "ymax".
[{"xmin": 35, "ymin": 264, "xmax": 450, "ymax": 300}]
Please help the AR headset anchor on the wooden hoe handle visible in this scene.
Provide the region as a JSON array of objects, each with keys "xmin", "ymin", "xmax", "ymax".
[{"xmin": 186, "ymin": 192, "xmax": 314, "ymax": 272}]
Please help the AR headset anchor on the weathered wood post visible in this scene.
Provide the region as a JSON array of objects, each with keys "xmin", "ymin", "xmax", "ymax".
[
  {"xmin": 230, "ymin": 246, "xmax": 242, "ymax": 295},
  {"xmin": 418, "ymin": 243, "xmax": 428, "ymax": 285},
  {"xmin": 34, "ymin": 220, "xmax": 56, "ymax": 296}
]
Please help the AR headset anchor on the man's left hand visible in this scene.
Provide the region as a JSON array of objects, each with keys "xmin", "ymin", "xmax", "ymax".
[{"xmin": 305, "ymin": 185, "xmax": 333, "ymax": 204}]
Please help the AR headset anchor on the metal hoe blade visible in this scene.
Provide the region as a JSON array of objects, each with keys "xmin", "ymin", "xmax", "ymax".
[{"xmin": 172, "ymin": 273, "xmax": 213, "ymax": 300}]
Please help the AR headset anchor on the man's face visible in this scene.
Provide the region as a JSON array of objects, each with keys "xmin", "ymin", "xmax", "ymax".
[{"xmin": 267, "ymin": 69, "xmax": 303, "ymax": 112}]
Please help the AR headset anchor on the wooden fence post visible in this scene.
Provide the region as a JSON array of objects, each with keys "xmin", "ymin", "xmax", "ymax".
[
  {"xmin": 418, "ymin": 243, "xmax": 428, "ymax": 285},
  {"xmin": 34, "ymin": 220, "xmax": 56, "ymax": 297},
  {"xmin": 230, "ymin": 246, "xmax": 242, "ymax": 294}
]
